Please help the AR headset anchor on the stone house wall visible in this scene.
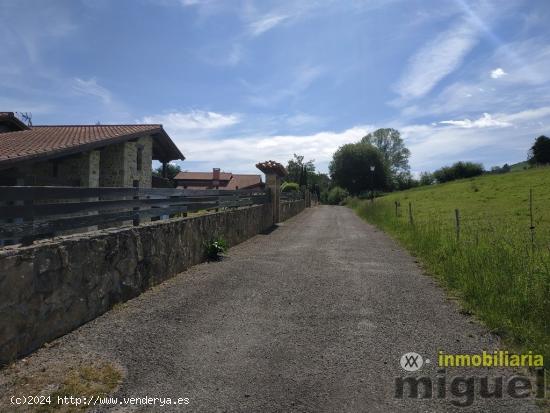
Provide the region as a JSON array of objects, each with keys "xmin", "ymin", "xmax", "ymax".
[
  {"xmin": 99, "ymin": 136, "xmax": 152, "ymax": 188},
  {"xmin": 99, "ymin": 143, "xmax": 127, "ymax": 187},
  {"xmin": 3, "ymin": 135, "xmax": 152, "ymax": 189}
]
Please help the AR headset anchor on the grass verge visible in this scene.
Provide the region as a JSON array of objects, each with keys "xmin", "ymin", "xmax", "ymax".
[
  {"xmin": 347, "ymin": 189, "xmax": 549, "ymax": 368},
  {"xmin": 0, "ymin": 357, "xmax": 123, "ymax": 412}
]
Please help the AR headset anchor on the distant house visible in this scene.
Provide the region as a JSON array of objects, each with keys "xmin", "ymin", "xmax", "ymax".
[
  {"xmin": 0, "ymin": 112, "xmax": 184, "ymax": 188},
  {"xmin": 174, "ymin": 168, "xmax": 263, "ymax": 190}
]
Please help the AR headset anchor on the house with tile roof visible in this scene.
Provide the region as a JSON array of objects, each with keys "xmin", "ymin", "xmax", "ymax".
[
  {"xmin": 175, "ymin": 168, "xmax": 263, "ymax": 190},
  {"xmin": 0, "ymin": 112, "xmax": 184, "ymax": 188}
]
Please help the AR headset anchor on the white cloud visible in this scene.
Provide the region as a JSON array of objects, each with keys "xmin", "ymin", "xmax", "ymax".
[
  {"xmin": 400, "ymin": 105, "xmax": 550, "ymax": 171},
  {"xmin": 439, "ymin": 113, "xmax": 511, "ymax": 128},
  {"xmin": 141, "ymin": 110, "xmax": 240, "ymax": 132},
  {"xmin": 249, "ymin": 14, "xmax": 289, "ymax": 36},
  {"xmin": 499, "ymin": 106, "xmax": 550, "ymax": 123},
  {"xmin": 187, "ymin": 125, "xmax": 370, "ymax": 166},
  {"xmin": 155, "ymin": 123, "xmax": 372, "ymax": 173},
  {"xmin": 150, "ymin": 103, "xmax": 550, "ymax": 174},
  {"xmin": 491, "ymin": 39, "xmax": 550, "ymax": 86},
  {"xmin": 72, "ymin": 77, "xmax": 112, "ymax": 104},
  {"xmin": 490, "ymin": 67, "xmax": 507, "ymax": 79},
  {"xmin": 395, "ymin": 21, "xmax": 479, "ymax": 100}
]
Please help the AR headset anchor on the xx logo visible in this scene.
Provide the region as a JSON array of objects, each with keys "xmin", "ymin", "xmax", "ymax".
[{"xmin": 400, "ymin": 352, "xmax": 424, "ymax": 371}]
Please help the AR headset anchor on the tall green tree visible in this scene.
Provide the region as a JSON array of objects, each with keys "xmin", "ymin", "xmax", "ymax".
[
  {"xmin": 361, "ymin": 128, "xmax": 410, "ymax": 187},
  {"xmin": 528, "ymin": 135, "xmax": 550, "ymax": 165},
  {"xmin": 286, "ymin": 154, "xmax": 316, "ymax": 186},
  {"xmin": 329, "ymin": 143, "xmax": 389, "ymax": 195}
]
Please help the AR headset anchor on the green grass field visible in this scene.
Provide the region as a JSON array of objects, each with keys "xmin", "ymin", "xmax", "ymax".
[{"xmin": 348, "ymin": 166, "xmax": 550, "ymax": 367}]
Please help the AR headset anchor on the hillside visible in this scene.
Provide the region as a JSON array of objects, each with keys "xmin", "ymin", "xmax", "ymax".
[
  {"xmin": 387, "ymin": 166, "xmax": 550, "ymax": 235},
  {"xmin": 509, "ymin": 160, "xmax": 531, "ymax": 172},
  {"xmin": 349, "ymin": 166, "xmax": 550, "ymax": 367}
]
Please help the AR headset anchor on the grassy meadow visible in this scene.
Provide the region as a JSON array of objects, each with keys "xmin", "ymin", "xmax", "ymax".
[{"xmin": 348, "ymin": 166, "xmax": 550, "ymax": 366}]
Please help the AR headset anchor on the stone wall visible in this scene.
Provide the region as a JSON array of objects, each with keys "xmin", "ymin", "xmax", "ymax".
[
  {"xmin": 13, "ymin": 151, "xmax": 100, "ymax": 187},
  {"xmin": 0, "ymin": 203, "xmax": 275, "ymax": 365},
  {"xmin": 99, "ymin": 136, "xmax": 153, "ymax": 188},
  {"xmin": 280, "ymin": 199, "xmax": 306, "ymax": 222}
]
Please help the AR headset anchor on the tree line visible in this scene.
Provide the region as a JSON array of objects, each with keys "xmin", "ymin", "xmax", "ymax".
[
  {"xmin": 321, "ymin": 131, "xmax": 550, "ymax": 204},
  {"xmin": 151, "ymin": 132, "xmax": 550, "ymax": 203}
]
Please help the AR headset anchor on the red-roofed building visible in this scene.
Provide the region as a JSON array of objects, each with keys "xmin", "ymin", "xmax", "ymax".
[
  {"xmin": 0, "ymin": 112, "xmax": 184, "ymax": 187},
  {"xmin": 175, "ymin": 168, "xmax": 263, "ymax": 190}
]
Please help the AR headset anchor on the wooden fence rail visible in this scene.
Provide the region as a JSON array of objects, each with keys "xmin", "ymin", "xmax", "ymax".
[
  {"xmin": 280, "ymin": 190, "xmax": 303, "ymax": 201},
  {"xmin": 0, "ymin": 186, "xmax": 269, "ymax": 242}
]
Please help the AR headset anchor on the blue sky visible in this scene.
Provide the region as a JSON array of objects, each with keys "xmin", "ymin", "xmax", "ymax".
[{"xmin": 1, "ymin": 0, "xmax": 550, "ymax": 174}]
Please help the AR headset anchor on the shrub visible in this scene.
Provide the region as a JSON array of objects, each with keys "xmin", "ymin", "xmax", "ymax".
[
  {"xmin": 490, "ymin": 164, "xmax": 511, "ymax": 174},
  {"xmin": 419, "ymin": 172, "xmax": 435, "ymax": 186},
  {"xmin": 326, "ymin": 186, "xmax": 349, "ymax": 205},
  {"xmin": 204, "ymin": 237, "xmax": 227, "ymax": 260},
  {"xmin": 433, "ymin": 161, "xmax": 484, "ymax": 183},
  {"xmin": 281, "ymin": 182, "xmax": 300, "ymax": 192},
  {"xmin": 528, "ymin": 135, "xmax": 550, "ymax": 165},
  {"xmin": 393, "ymin": 172, "xmax": 419, "ymax": 190}
]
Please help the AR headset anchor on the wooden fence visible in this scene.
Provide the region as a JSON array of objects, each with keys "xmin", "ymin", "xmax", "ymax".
[
  {"xmin": 280, "ymin": 190, "xmax": 304, "ymax": 201},
  {"xmin": 0, "ymin": 186, "xmax": 269, "ymax": 243}
]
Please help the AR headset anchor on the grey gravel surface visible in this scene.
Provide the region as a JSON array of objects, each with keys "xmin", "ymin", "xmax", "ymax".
[{"xmin": 2, "ymin": 206, "xmax": 540, "ymax": 412}]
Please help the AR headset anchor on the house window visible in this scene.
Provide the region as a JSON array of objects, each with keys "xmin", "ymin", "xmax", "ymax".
[{"xmin": 136, "ymin": 146, "xmax": 144, "ymax": 171}]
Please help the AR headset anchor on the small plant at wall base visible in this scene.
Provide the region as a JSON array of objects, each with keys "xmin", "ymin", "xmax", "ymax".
[{"xmin": 204, "ymin": 237, "xmax": 228, "ymax": 260}]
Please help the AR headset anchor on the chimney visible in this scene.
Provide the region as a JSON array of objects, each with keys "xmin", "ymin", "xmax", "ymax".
[
  {"xmin": 213, "ymin": 168, "xmax": 220, "ymax": 181},
  {"xmin": 212, "ymin": 168, "xmax": 220, "ymax": 189}
]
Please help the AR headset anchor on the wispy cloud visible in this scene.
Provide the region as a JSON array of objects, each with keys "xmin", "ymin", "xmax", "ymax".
[
  {"xmin": 72, "ymin": 78, "xmax": 113, "ymax": 104},
  {"xmin": 499, "ymin": 106, "xmax": 550, "ymax": 123},
  {"xmin": 439, "ymin": 112, "xmax": 510, "ymax": 128},
  {"xmin": 394, "ymin": 20, "xmax": 479, "ymax": 101},
  {"xmin": 490, "ymin": 67, "xmax": 507, "ymax": 79},
  {"xmin": 0, "ymin": 1, "xmax": 76, "ymax": 65},
  {"xmin": 248, "ymin": 13, "xmax": 289, "ymax": 36},
  {"xmin": 401, "ymin": 105, "xmax": 550, "ymax": 171},
  {"xmin": 399, "ymin": 35, "xmax": 550, "ymax": 121},
  {"xmin": 142, "ymin": 110, "xmax": 240, "ymax": 132},
  {"xmin": 246, "ymin": 65, "xmax": 324, "ymax": 106}
]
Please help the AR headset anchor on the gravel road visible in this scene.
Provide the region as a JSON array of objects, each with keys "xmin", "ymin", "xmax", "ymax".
[{"xmin": 2, "ymin": 206, "xmax": 540, "ymax": 412}]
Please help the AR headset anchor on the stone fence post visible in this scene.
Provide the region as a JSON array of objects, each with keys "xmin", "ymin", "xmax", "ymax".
[{"xmin": 256, "ymin": 160, "xmax": 287, "ymax": 224}]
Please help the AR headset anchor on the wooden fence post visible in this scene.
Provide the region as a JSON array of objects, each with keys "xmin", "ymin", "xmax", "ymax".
[
  {"xmin": 529, "ymin": 188, "xmax": 535, "ymax": 250},
  {"xmin": 455, "ymin": 208, "xmax": 460, "ymax": 242},
  {"xmin": 408, "ymin": 202, "xmax": 413, "ymax": 226}
]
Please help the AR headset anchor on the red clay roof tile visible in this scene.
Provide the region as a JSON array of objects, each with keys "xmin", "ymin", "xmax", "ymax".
[
  {"xmin": 0, "ymin": 124, "xmax": 164, "ymax": 164},
  {"xmin": 174, "ymin": 171, "xmax": 233, "ymax": 181}
]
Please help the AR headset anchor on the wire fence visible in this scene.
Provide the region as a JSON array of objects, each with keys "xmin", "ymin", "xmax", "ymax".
[
  {"xmin": 351, "ymin": 189, "xmax": 550, "ymax": 365},
  {"xmin": 385, "ymin": 190, "xmax": 550, "ymax": 252}
]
